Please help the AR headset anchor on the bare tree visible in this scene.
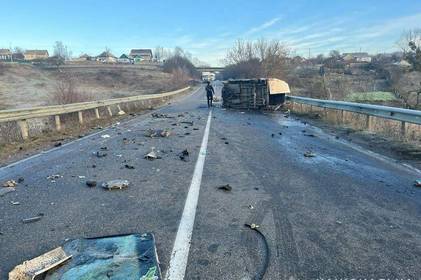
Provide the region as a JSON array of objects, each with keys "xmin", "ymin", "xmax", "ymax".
[
  {"xmin": 50, "ymin": 74, "xmax": 92, "ymax": 104},
  {"xmin": 53, "ymin": 41, "xmax": 71, "ymax": 60},
  {"xmin": 397, "ymin": 29, "xmax": 421, "ymax": 54},
  {"xmin": 224, "ymin": 38, "xmax": 289, "ymax": 79},
  {"xmin": 154, "ymin": 46, "xmax": 164, "ymax": 62}
]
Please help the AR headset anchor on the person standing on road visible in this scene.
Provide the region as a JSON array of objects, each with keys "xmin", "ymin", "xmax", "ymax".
[{"xmin": 205, "ymin": 81, "xmax": 215, "ymax": 108}]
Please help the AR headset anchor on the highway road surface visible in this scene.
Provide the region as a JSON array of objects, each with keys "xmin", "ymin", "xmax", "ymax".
[{"xmin": 1, "ymin": 84, "xmax": 421, "ymax": 280}]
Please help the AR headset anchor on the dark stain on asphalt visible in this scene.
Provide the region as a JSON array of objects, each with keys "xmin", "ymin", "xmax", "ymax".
[
  {"xmin": 207, "ymin": 244, "xmax": 219, "ymax": 253},
  {"xmin": 197, "ymin": 259, "xmax": 210, "ymax": 266}
]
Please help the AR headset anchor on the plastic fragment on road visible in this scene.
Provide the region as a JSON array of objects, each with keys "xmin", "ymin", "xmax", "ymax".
[
  {"xmin": 151, "ymin": 113, "xmax": 174, "ymax": 119},
  {"xmin": 217, "ymin": 184, "xmax": 232, "ymax": 192},
  {"xmin": 9, "ymin": 247, "xmax": 72, "ymax": 280},
  {"xmin": 125, "ymin": 164, "xmax": 135, "ymax": 169},
  {"xmin": 178, "ymin": 149, "xmax": 189, "ymax": 162},
  {"xmin": 180, "ymin": 121, "xmax": 194, "ymax": 126},
  {"xmin": 3, "ymin": 180, "xmax": 17, "ymax": 188},
  {"xmin": 101, "ymin": 134, "xmax": 111, "ymax": 138},
  {"xmin": 144, "ymin": 129, "xmax": 171, "ymax": 138},
  {"xmin": 145, "ymin": 148, "xmax": 161, "ymax": 160},
  {"xmin": 36, "ymin": 233, "xmax": 161, "ymax": 280},
  {"xmin": 95, "ymin": 151, "xmax": 107, "ymax": 158},
  {"xmin": 46, "ymin": 175, "xmax": 62, "ymax": 182},
  {"xmin": 10, "ymin": 201, "xmax": 20, "ymax": 205},
  {"xmin": 304, "ymin": 151, "xmax": 316, "ymax": 157},
  {"xmin": 101, "ymin": 179, "xmax": 129, "ymax": 190},
  {"xmin": 22, "ymin": 213, "xmax": 44, "ymax": 224},
  {"xmin": 415, "ymin": 180, "xmax": 421, "ymax": 187},
  {"xmin": 0, "ymin": 187, "xmax": 16, "ymax": 197},
  {"xmin": 86, "ymin": 180, "xmax": 97, "ymax": 187}
]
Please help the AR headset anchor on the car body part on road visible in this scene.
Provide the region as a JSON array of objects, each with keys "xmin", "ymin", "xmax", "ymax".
[
  {"xmin": 9, "ymin": 247, "xmax": 72, "ymax": 280},
  {"xmin": 101, "ymin": 179, "xmax": 130, "ymax": 190},
  {"xmin": 9, "ymin": 233, "xmax": 161, "ymax": 280},
  {"xmin": 222, "ymin": 78, "xmax": 289, "ymax": 109}
]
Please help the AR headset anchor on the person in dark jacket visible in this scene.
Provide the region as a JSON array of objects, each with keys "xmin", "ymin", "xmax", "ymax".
[{"xmin": 205, "ymin": 81, "xmax": 215, "ymax": 108}]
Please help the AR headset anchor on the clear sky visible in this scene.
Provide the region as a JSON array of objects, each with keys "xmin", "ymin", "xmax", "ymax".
[{"xmin": 1, "ymin": 0, "xmax": 420, "ymax": 65}]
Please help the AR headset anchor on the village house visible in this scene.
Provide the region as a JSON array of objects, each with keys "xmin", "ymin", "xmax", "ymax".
[
  {"xmin": 72, "ymin": 53, "xmax": 92, "ymax": 62},
  {"xmin": 117, "ymin": 54, "xmax": 133, "ymax": 64},
  {"xmin": 24, "ymin": 50, "xmax": 49, "ymax": 60},
  {"xmin": 129, "ymin": 49, "xmax": 153, "ymax": 63},
  {"xmin": 96, "ymin": 51, "xmax": 117, "ymax": 63},
  {"xmin": 342, "ymin": 52, "xmax": 372, "ymax": 63},
  {"xmin": 0, "ymin": 49, "xmax": 12, "ymax": 61}
]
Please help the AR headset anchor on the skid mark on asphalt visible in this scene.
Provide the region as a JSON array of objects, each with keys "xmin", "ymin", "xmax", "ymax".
[{"xmin": 165, "ymin": 110, "xmax": 212, "ymax": 280}]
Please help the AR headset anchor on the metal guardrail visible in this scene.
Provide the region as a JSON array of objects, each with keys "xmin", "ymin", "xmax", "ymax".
[
  {"xmin": 286, "ymin": 95, "xmax": 421, "ymax": 125},
  {"xmin": 0, "ymin": 87, "xmax": 190, "ymax": 123},
  {"xmin": 0, "ymin": 87, "xmax": 190, "ymax": 140}
]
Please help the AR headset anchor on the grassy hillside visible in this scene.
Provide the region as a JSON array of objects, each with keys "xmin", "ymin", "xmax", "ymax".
[{"xmin": 0, "ymin": 63, "xmax": 177, "ymax": 109}]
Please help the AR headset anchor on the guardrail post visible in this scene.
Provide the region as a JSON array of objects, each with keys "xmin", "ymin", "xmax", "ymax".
[
  {"xmin": 339, "ymin": 110, "xmax": 344, "ymax": 124},
  {"xmin": 94, "ymin": 108, "xmax": 100, "ymax": 119},
  {"xmin": 17, "ymin": 120, "xmax": 29, "ymax": 140},
  {"xmin": 78, "ymin": 111, "xmax": 83, "ymax": 125},
  {"xmin": 401, "ymin": 121, "xmax": 406, "ymax": 138},
  {"xmin": 54, "ymin": 115, "xmax": 61, "ymax": 131},
  {"xmin": 107, "ymin": 106, "xmax": 113, "ymax": 117},
  {"xmin": 366, "ymin": 115, "xmax": 373, "ymax": 131}
]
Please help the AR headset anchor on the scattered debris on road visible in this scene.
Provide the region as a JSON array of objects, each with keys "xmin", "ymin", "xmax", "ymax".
[
  {"xmin": 415, "ymin": 180, "xmax": 421, "ymax": 187},
  {"xmin": 47, "ymin": 174, "xmax": 62, "ymax": 182},
  {"xmin": 178, "ymin": 149, "xmax": 189, "ymax": 162},
  {"xmin": 22, "ymin": 213, "xmax": 44, "ymax": 224},
  {"xmin": 181, "ymin": 121, "xmax": 194, "ymax": 126},
  {"xmin": 86, "ymin": 180, "xmax": 97, "ymax": 187},
  {"xmin": 9, "ymin": 247, "xmax": 71, "ymax": 280},
  {"xmin": 145, "ymin": 148, "xmax": 161, "ymax": 160},
  {"xmin": 95, "ymin": 151, "xmax": 107, "ymax": 158},
  {"xmin": 248, "ymin": 204, "xmax": 254, "ymax": 210},
  {"xmin": 217, "ymin": 184, "xmax": 232, "ymax": 192},
  {"xmin": 10, "ymin": 201, "xmax": 20, "ymax": 205},
  {"xmin": 304, "ymin": 151, "xmax": 316, "ymax": 158},
  {"xmin": 101, "ymin": 179, "xmax": 129, "ymax": 190},
  {"xmin": 17, "ymin": 177, "xmax": 24, "ymax": 183},
  {"xmin": 152, "ymin": 113, "xmax": 174, "ymax": 119},
  {"xmin": 101, "ymin": 134, "xmax": 111, "ymax": 139},
  {"xmin": 124, "ymin": 164, "xmax": 135, "ymax": 169},
  {"xmin": 144, "ymin": 129, "xmax": 171, "ymax": 138},
  {"xmin": 3, "ymin": 180, "xmax": 17, "ymax": 188},
  {"xmin": 54, "ymin": 142, "xmax": 62, "ymax": 147}
]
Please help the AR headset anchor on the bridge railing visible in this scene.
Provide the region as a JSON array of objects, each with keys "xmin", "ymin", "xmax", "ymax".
[
  {"xmin": 286, "ymin": 95, "xmax": 421, "ymax": 136},
  {"xmin": 0, "ymin": 87, "xmax": 190, "ymax": 140}
]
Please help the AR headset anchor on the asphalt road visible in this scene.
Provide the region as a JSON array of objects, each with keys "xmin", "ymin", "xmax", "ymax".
[{"xmin": 1, "ymin": 84, "xmax": 421, "ymax": 280}]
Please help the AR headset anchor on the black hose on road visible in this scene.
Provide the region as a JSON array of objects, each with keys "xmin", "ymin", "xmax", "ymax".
[{"xmin": 244, "ymin": 223, "xmax": 270, "ymax": 280}]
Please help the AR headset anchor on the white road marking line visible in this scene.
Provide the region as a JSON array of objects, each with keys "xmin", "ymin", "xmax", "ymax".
[{"xmin": 165, "ymin": 110, "xmax": 212, "ymax": 280}]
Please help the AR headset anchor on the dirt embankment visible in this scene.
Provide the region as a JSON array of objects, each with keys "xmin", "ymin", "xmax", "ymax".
[{"xmin": 0, "ymin": 64, "xmax": 177, "ymax": 109}]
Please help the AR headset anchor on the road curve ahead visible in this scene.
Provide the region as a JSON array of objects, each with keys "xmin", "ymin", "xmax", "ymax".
[{"xmin": 1, "ymin": 84, "xmax": 420, "ymax": 280}]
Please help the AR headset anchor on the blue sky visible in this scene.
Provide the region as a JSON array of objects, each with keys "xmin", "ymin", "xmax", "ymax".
[{"xmin": 1, "ymin": 0, "xmax": 420, "ymax": 65}]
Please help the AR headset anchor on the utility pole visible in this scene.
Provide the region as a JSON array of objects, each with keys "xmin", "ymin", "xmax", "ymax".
[{"xmin": 9, "ymin": 42, "xmax": 13, "ymax": 62}]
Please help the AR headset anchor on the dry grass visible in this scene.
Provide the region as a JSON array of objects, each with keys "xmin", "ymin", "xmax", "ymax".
[{"xmin": 0, "ymin": 64, "xmax": 178, "ymax": 109}]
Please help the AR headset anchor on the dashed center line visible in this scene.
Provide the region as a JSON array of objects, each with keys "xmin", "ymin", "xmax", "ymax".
[{"xmin": 165, "ymin": 110, "xmax": 212, "ymax": 280}]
